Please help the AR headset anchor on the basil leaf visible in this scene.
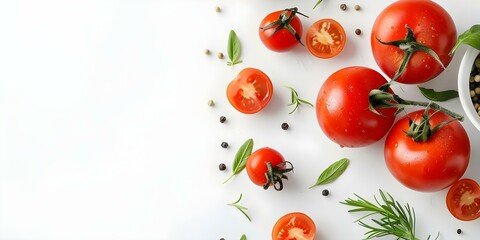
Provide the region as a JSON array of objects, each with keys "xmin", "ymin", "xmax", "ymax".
[
  {"xmin": 418, "ymin": 87, "xmax": 458, "ymax": 102},
  {"xmin": 223, "ymin": 138, "xmax": 254, "ymax": 183},
  {"xmin": 227, "ymin": 30, "xmax": 242, "ymax": 66},
  {"xmin": 309, "ymin": 158, "xmax": 349, "ymax": 189},
  {"xmin": 450, "ymin": 24, "xmax": 480, "ymax": 55},
  {"xmin": 313, "ymin": 0, "xmax": 323, "ymax": 9},
  {"xmin": 240, "ymin": 234, "xmax": 247, "ymax": 240}
]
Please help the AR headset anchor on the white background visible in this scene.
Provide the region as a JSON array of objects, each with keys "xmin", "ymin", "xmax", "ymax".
[{"xmin": 1, "ymin": 0, "xmax": 480, "ymax": 239}]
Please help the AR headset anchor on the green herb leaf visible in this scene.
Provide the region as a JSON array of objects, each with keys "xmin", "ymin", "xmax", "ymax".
[
  {"xmin": 285, "ymin": 86, "xmax": 314, "ymax": 114},
  {"xmin": 227, "ymin": 30, "xmax": 242, "ymax": 66},
  {"xmin": 228, "ymin": 193, "xmax": 251, "ymax": 222},
  {"xmin": 418, "ymin": 87, "xmax": 458, "ymax": 102},
  {"xmin": 223, "ymin": 138, "xmax": 254, "ymax": 183},
  {"xmin": 450, "ymin": 24, "xmax": 480, "ymax": 56},
  {"xmin": 313, "ymin": 0, "xmax": 323, "ymax": 9},
  {"xmin": 309, "ymin": 158, "xmax": 349, "ymax": 189},
  {"xmin": 240, "ymin": 234, "xmax": 247, "ymax": 240}
]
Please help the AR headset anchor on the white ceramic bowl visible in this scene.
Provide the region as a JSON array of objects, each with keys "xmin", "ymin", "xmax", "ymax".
[{"xmin": 458, "ymin": 46, "xmax": 480, "ymax": 131}]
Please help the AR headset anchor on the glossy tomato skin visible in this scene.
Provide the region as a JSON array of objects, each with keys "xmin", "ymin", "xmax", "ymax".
[
  {"xmin": 316, "ymin": 66, "xmax": 396, "ymax": 148},
  {"xmin": 272, "ymin": 212, "xmax": 316, "ymax": 240},
  {"xmin": 371, "ymin": 0, "xmax": 457, "ymax": 84},
  {"xmin": 306, "ymin": 18, "xmax": 346, "ymax": 59},
  {"xmin": 259, "ymin": 10, "xmax": 303, "ymax": 52},
  {"xmin": 246, "ymin": 147, "xmax": 285, "ymax": 186},
  {"xmin": 226, "ymin": 68, "xmax": 273, "ymax": 114},
  {"xmin": 384, "ymin": 110, "xmax": 470, "ymax": 192},
  {"xmin": 446, "ymin": 178, "xmax": 480, "ymax": 221}
]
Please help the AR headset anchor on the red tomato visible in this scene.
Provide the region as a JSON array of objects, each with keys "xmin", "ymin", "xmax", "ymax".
[
  {"xmin": 272, "ymin": 212, "xmax": 316, "ymax": 240},
  {"xmin": 246, "ymin": 147, "xmax": 293, "ymax": 191},
  {"xmin": 306, "ymin": 18, "xmax": 346, "ymax": 58},
  {"xmin": 371, "ymin": 0, "xmax": 457, "ymax": 84},
  {"xmin": 316, "ymin": 66, "xmax": 396, "ymax": 148},
  {"xmin": 446, "ymin": 178, "xmax": 480, "ymax": 221},
  {"xmin": 259, "ymin": 8, "xmax": 304, "ymax": 52},
  {"xmin": 384, "ymin": 110, "xmax": 470, "ymax": 192},
  {"xmin": 226, "ymin": 68, "xmax": 273, "ymax": 114}
]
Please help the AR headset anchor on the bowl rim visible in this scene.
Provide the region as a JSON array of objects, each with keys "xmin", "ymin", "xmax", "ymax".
[{"xmin": 458, "ymin": 46, "xmax": 480, "ymax": 131}]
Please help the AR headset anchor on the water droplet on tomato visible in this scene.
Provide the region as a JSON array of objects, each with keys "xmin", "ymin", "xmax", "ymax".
[{"xmin": 425, "ymin": 64, "xmax": 431, "ymax": 70}]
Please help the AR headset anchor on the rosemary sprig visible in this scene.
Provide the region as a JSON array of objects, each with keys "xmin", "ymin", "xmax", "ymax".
[
  {"xmin": 286, "ymin": 86, "xmax": 314, "ymax": 114},
  {"xmin": 341, "ymin": 190, "xmax": 439, "ymax": 240},
  {"xmin": 228, "ymin": 193, "xmax": 251, "ymax": 222}
]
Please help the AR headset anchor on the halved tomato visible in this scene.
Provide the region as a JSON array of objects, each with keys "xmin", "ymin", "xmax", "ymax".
[
  {"xmin": 306, "ymin": 18, "xmax": 346, "ymax": 59},
  {"xmin": 272, "ymin": 212, "xmax": 316, "ymax": 240},
  {"xmin": 226, "ymin": 68, "xmax": 273, "ymax": 114},
  {"xmin": 446, "ymin": 178, "xmax": 480, "ymax": 221}
]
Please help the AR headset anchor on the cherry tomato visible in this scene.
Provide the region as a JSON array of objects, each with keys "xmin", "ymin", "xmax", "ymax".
[
  {"xmin": 246, "ymin": 147, "xmax": 293, "ymax": 191},
  {"xmin": 371, "ymin": 0, "xmax": 457, "ymax": 84},
  {"xmin": 272, "ymin": 212, "xmax": 316, "ymax": 240},
  {"xmin": 446, "ymin": 178, "xmax": 480, "ymax": 221},
  {"xmin": 306, "ymin": 18, "xmax": 346, "ymax": 59},
  {"xmin": 226, "ymin": 68, "xmax": 273, "ymax": 114},
  {"xmin": 316, "ymin": 66, "xmax": 396, "ymax": 148},
  {"xmin": 384, "ymin": 110, "xmax": 470, "ymax": 192},
  {"xmin": 259, "ymin": 8, "xmax": 304, "ymax": 52}
]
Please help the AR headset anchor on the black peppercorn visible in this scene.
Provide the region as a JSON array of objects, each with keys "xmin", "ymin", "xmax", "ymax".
[
  {"xmin": 219, "ymin": 163, "xmax": 226, "ymax": 171},
  {"xmin": 220, "ymin": 116, "xmax": 226, "ymax": 123},
  {"xmin": 322, "ymin": 189, "xmax": 329, "ymax": 196},
  {"xmin": 355, "ymin": 29, "xmax": 362, "ymax": 35},
  {"xmin": 340, "ymin": 3, "xmax": 347, "ymax": 11},
  {"xmin": 281, "ymin": 122, "xmax": 289, "ymax": 130},
  {"xmin": 221, "ymin": 142, "xmax": 228, "ymax": 148},
  {"xmin": 457, "ymin": 229, "xmax": 462, "ymax": 234}
]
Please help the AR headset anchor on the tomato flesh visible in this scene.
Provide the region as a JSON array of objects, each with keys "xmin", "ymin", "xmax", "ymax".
[
  {"xmin": 306, "ymin": 18, "xmax": 346, "ymax": 58},
  {"xmin": 446, "ymin": 178, "xmax": 480, "ymax": 221},
  {"xmin": 226, "ymin": 68, "xmax": 273, "ymax": 114},
  {"xmin": 272, "ymin": 212, "xmax": 316, "ymax": 240}
]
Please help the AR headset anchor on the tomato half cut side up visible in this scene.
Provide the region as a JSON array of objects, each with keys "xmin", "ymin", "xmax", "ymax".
[
  {"xmin": 226, "ymin": 68, "xmax": 273, "ymax": 114},
  {"xmin": 272, "ymin": 212, "xmax": 316, "ymax": 240},
  {"xmin": 446, "ymin": 178, "xmax": 480, "ymax": 221},
  {"xmin": 306, "ymin": 18, "xmax": 346, "ymax": 59}
]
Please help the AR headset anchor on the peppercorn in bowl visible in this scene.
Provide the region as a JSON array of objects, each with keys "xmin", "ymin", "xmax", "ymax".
[{"xmin": 458, "ymin": 46, "xmax": 480, "ymax": 131}]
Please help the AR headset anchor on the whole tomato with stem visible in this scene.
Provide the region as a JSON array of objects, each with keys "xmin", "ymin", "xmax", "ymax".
[
  {"xmin": 316, "ymin": 66, "xmax": 396, "ymax": 148},
  {"xmin": 226, "ymin": 68, "xmax": 273, "ymax": 114},
  {"xmin": 446, "ymin": 178, "xmax": 480, "ymax": 221},
  {"xmin": 246, "ymin": 147, "xmax": 293, "ymax": 191},
  {"xmin": 371, "ymin": 0, "xmax": 457, "ymax": 84},
  {"xmin": 259, "ymin": 7, "xmax": 307, "ymax": 52},
  {"xmin": 384, "ymin": 109, "xmax": 470, "ymax": 192}
]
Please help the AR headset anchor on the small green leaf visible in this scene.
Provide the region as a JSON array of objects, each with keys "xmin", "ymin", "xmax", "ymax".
[
  {"xmin": 418, "ymin": 87, "xmax": 458, "ymax": 102},
  {"xmin": 240, "ymin": 234, "xmax": 247, "ymax": 240},
  {"xmin": 285, "ymin": 86, "xmax": 314, "ymax": 114},
  {"xmin": 313, "ymin": 0, "xmax": 323, "ymax": 9},
  {"xmin": 309, "ymin": 158, "xmax": 349, "ymax": 189},
  {"xmin": 223, "ymin": 139, "xmax": 254, "ymax": 183},
  {"xmin": 228, "ymin": 194, "xmax": 251, "ymax": 222},
  {"xmin": 227, "ymin": 30, "xmax": 242, "ymax": 66},
  {"xmin": 450, "ymin": 25, "xmax": 480, "ymax": 55}
]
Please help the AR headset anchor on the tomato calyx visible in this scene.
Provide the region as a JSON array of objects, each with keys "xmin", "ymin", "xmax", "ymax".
[
  {"xmin": 368, "ymin": 84, "xmax": 464, "ymax": 121},
  {"xmin": 375, "ymin": 25, "xmax": 445, "ymax": 82},
  {"xmin": 260, "ymin": 7, "xmax": 308, "ymax": 46},
  {"xmin": 264, "ymin": 161, "xmax": 294, "ymax": 191},
  {"xmin": 405, "ymin": 106, "xmax": 461, "ymax": 142}
]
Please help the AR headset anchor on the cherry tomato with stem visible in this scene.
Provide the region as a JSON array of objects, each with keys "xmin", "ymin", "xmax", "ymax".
[
  {"xmin": 259, "ymin": 7, "xmax": 307, "ymax": 52},
  {"xmin": 246, "ymin": 147, "xmax": 293, "ymax": 191},
  {"xmin": 226, "ymin": 68, "xmax": 273, "ymax": 114}
]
